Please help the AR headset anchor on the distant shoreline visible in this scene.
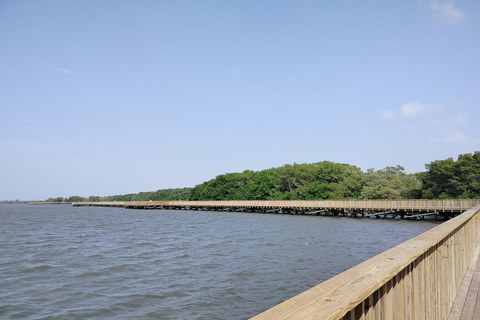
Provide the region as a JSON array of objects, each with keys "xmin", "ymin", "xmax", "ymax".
[{"xmin": 0, "ymin": 201, "xmax": 30, "ymax": 204}]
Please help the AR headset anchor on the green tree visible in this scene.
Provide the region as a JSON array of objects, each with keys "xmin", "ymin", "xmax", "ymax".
[
  {"xmin": 188, "ymin": 161, "xmax": 363, "ymax": 200},
  {"xmin": 419, "ymin": 152, "xmax": 480, "ymax": 199},
  {"xmin": 46, "ymin": 197, "xmax": 65, "ymax": 202},
  {"xmin": 87, "ymin": 196, "xmax": 103, "ymax": 202},
  {"xmin": 361, "ymin": 165, "xmax": 421, "ymax": 199},
  {"xmin": 67, "ymin": 195, "xmax": 85, "ymax": 202}
]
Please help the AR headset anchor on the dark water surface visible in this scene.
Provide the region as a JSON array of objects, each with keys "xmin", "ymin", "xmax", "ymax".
[{"xmin": 0, "ymin": 204, "xmax": 438, "ymax": 319}]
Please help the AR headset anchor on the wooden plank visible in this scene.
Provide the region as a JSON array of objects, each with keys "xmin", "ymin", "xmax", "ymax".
[
  {"xmin": 429, "ymin": 247, "xmax": 438, "ymax": 319},
  {"xmin": 412, "ymin": 259, "xmax": 420, "ymax": 320},
  {"xmin": 353, "ymin": 302, "xmax": 363, "ymax": 320},
  {"xmin": 388, "ymin": 277, "xmax": 397, "ymax": 320},
  {"xmin": 474, "ymin": 278, "xmax": 480, "ymax": 320},
  {"xmin": 424, "ymin": 251, "xmax": 432, "ymax": 320},
  {"xmin": 447, "ymin": 239, "xmax": 480, "ymax": 320},
  {"xmin": 469, "ymin": 238, "xmax": 480, "ymax": 320},
  {"xmin": 447, "ymin": 272, "xmax": 474, "ymax": 320},
  {"xmin": 460, "ymin": 272, "xmax": 480, "ymax": 319},
  {"xmin": 405, "ymin": 264, "xmax": 413, "ymax": 320},
  {"xmin": 396, "ymin": 270, "xmax": 405, "ymax": 320},
  {"xmin": 404, "ymin": 212, "xmax": 438, "ymax": 219},
  {"xmin": 364, "ymin": 294, "xmax": 374, "ymax": 320},
  {"xmin": 363, "ymin": 211, "xmax": 394, "ymax": 218}
]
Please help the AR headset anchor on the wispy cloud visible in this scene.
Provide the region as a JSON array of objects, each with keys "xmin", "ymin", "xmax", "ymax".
[
  {"xmin": 42, "ymin": 63, "xmax": 74, "ymax": 75},
  {"xmin": 437, "ymin": 130, "xmax": 480, "ymax": 146},
  {"xmin": 429, "ymin": 0, "xmax": 465, "ymax": 25},
  {"xmin": 382, "ymin": 101, "xmax": 479, "ymax": 147},
  {"xmin": 400, "ymin": 101, "xmax": 428, "ymax": 118},
  {"xmin": 381, "ymin": 101, "xmax": 438, "ymax": 120},
  {"xmin": 56, "ymin": 68, "xmax": 73, "ymax": 75}
]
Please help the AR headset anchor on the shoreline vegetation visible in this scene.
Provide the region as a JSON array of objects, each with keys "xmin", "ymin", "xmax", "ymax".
[
  {"xmin": 20, "ymin": 151, "xmax": 480, "ymax": 203},
  {"xmin": 0, "ymin": 200, "xmax": 30, "ymax": 204}
]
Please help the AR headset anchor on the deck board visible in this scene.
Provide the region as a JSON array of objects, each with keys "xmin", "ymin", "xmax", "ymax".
[{"xmin": 448, "ymin": 239, "xmax": 480, "ymax": 320}]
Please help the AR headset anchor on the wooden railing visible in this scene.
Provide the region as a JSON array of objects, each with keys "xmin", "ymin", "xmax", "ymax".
[{"xmin": 249, "ymin": 204, "xmax": 480, "ymax": 320}]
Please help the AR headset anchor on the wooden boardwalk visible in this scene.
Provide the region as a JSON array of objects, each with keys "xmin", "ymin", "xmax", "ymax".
[
  {"xmin": 34, "ymin": 199, "xmax": 480, "ymax": 219},
  {"xmin": 71, "ymin": 199, "xmax": 480, "ymax": 220},
  {"xmin": 448, "ymin": 237, "xmax": 480, "ymax": 320},
  {"xmin": 122, "ymin": 200, "xmax": 480, "ymax": 215}
]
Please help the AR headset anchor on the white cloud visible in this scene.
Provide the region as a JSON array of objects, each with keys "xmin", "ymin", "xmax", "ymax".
[
  {"xmin": 441, "ymin": 131, "xmax": 480, "ymax": 146},
  {"xmin": 385, "ymin": 101, "xmax": 445, "ymax": 119},
  {"xmin": 380, "ymin": 101, "xmax": 448, "ymax": 125},
  {"xmin": 429, "ymin": 0, "xmax": 465, "ymax": 25},
  {"xmin": 401, "ymin": 101, "xmax": 427, "ymax": 118},
  {"xmin": 381, "ymin": 101, "xmax": 440, "ymax": 121},
  {"xmin": 381, "ymin": 100, "xmax": 478, "ymax": 152}
]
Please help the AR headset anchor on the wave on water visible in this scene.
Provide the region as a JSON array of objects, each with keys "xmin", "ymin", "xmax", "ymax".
[
  {"xmin": 22, "ymin": 264, "xmax": 54, "ymax": 273},
  {"xmin": 0, "ymin": 204, "xmax": 437, "ymax": 320}
]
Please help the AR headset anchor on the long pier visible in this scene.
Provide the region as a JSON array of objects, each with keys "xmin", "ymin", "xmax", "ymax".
[
  {"xmin": 72, "ymin": 201, "xmax": 125, "ymax": 207},
  {"xmin": 70, "ymin": 199, "xmax": 480, "ymax": 220},
  {"xmin": 29, "ymin": 201, "xmax": 72, "ymax": 205}
]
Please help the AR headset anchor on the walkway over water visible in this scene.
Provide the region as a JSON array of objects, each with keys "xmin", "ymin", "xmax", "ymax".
[{"xmin": 69, "ymin": 199, "xmax": 480, "ymax": 220}]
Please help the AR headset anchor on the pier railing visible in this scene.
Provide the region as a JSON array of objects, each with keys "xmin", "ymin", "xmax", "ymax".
[{"xmin": 249, "ymin": 204, "xmax": 480, "ymax": 320}]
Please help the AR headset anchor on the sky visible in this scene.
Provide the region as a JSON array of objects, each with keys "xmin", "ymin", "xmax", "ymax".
[{"xmin": 1, "ymin": 0, "xmax": 479, "ymax": 200}]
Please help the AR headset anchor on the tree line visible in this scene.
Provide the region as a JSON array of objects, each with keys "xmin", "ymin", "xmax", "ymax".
[
  {"xmin": 45, "ymin": 187, "xmax": 191, "ymax": 203},
  {"xmin": 0, "ymin": 200, "xmax": 30, "ymax": 204},
  {"xmin": 45, "ymin": 151, "xmax": 480, "ymax": 202}
]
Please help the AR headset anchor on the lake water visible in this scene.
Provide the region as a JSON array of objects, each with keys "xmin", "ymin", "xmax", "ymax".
[{"xmin": 0, "ymin": 204, "xmax": 438, "ymax": 319}]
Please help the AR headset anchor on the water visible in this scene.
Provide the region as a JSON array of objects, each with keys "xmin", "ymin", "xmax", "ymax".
[{"xmin": 0, "ymin": 204, "xmax": 438, "ymax": 319}]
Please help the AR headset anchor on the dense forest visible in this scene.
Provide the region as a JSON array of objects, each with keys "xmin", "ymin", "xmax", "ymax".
[{"xmin": 45, "ymin": 151, "xmax": 480, "ymax": 202}]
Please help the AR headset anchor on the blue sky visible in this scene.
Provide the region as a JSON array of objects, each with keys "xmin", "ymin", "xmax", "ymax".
[{"xmin": 1, "ymin": 0, "xmax": 479, "ymax": 200}]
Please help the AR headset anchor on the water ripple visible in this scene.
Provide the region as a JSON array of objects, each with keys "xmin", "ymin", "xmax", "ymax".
[{"xmin": 0, "ymin": 204, "xmax": 438, "ymax": 319}]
